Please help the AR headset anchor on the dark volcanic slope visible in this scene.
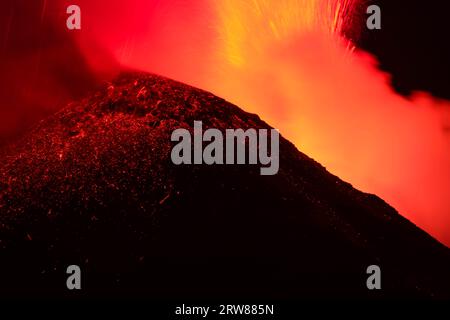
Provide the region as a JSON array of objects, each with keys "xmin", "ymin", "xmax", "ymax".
[{"xmin": 0, "ymin": 72, "xmax": 449, "ymax": 299}]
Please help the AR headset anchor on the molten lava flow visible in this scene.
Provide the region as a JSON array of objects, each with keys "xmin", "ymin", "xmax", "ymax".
[{"xmin": 5, "ymin": 0, "xmax": 450, "ymax": 246}]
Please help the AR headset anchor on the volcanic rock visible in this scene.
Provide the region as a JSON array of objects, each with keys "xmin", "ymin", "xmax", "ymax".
[{"xmin": 0, "ymin": 72, "xmax": 449, "ymax": 299}]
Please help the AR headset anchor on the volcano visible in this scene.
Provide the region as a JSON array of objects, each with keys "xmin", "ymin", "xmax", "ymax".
[{"xmin": 0, "ymin": 72, "xmax": 449, "ymax": 299}]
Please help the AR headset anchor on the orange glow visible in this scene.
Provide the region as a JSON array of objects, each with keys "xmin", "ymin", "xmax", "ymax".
[{"xmin": 73, "ymin": 0, "xmax": 450, "ymax": 246}]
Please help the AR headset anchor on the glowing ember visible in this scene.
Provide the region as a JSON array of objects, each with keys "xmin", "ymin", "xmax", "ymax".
[{"xmin": 215, "ymin": 0, "xmax": 357, "ymax": 67}]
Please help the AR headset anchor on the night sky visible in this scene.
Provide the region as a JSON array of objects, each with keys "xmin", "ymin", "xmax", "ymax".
[{"xmin": 359, "ymin": 0, "xmax": 450, "ymax": 100}]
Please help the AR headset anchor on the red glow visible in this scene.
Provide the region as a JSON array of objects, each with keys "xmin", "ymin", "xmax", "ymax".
[{"xmin": 3, "ymin": 1, "xmax": 450, "ymax": 246}]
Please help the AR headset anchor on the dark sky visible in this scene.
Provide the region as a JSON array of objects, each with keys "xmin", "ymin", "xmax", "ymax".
[{"xmin": 358, "ymin": 0, "xmax": 450, "ymax": 100}]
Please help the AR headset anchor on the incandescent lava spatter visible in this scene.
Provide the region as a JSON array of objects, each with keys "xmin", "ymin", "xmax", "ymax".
[{"xmin": 0, "ymin": 72, "xmax": 449, "ymax": 299}]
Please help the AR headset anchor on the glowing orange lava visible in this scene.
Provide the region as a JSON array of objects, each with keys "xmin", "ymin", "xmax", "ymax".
[{"xmin": 73, "ymin": 0, "xmax": 450, "ymax": 246}]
